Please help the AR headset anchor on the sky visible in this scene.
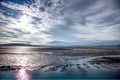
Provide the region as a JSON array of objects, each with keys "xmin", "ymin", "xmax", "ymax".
[{"xmin": 0, "ymin": 0, "xmax": 120, "ymax": 45}]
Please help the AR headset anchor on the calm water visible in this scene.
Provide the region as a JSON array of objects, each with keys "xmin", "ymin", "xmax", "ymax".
[{"xmin": 0, "ymin": 46, "xmax": 120, "ymax": 80}]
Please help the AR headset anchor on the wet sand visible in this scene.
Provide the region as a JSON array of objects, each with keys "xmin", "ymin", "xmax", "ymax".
[{"xmin": 0, "ymin": 46, "xmax": 120, "ymax": 79}]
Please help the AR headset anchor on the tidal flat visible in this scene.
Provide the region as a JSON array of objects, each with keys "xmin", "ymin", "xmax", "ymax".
[{"xmin": 0, "ymin": 46, "xmax": 120, "ymax": 79}]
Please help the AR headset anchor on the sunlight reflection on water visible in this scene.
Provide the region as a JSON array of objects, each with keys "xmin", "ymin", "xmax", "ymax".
[
  {"xmin": 15, "ymin": 56, "xmax": 30, "ymax": 66},
  {"xmin": 16, "ymin": 68, "xmax": 30, "ymax": 80}
]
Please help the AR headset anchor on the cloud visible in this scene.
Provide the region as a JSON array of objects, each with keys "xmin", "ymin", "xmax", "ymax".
[
  {"xmin": 0, "ymin": 0, "xmax": 120, "ymax": 45},
  {"xmin": 0, "ymin": 0, "xmax": 55, "ymax": 44},
  {"xmin": 47, "ymin": 0, "xmax": 120, "ymax": 42}
]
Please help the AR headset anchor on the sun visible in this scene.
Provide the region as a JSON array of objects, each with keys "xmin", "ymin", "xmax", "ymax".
[
  {"xmin": 16, "ymin": 15, "xmax": 36, "ymax": 33},
  {"xmin": 19, "ymin": 15, "xmax": 29, "ymax": 26}
]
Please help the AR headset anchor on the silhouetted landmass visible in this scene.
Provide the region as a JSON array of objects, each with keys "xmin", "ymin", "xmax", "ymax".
[
  {"xmin": 0, "ymin": 41, "xmax": 120, "ymax": 47},
  {"xmin": 0, "ymin": 43, "xmax": 34, "ymax": 46}
]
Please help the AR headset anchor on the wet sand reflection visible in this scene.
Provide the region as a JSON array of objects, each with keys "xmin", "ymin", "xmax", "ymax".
[{"xmin": 16, "ymin": 68, "xmax": 30, "ymax": 80}]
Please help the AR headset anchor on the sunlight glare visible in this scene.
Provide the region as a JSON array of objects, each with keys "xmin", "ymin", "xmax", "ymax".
[
  {"xmin": 16, "ymin": 68, "xmax": 30, "ymax": 80},
  {"xmin": 17, "ymin": 15, "xmax": 36, "ymax": 33},
  {"xmin": 19, "ymin": 15, "xmax": 29, "ymax": 26}
]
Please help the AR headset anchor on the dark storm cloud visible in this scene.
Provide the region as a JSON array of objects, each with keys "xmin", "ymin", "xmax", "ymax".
[{"xmin": 114, "ymin": 0, "xmax": 120, "ymax": 8}]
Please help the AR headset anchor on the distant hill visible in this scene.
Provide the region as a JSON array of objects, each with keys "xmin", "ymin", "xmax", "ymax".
[
  {"xmin": 0, "ymin": 43, "xmax": 35, "ymax": 46},
  {"xmin": 0, "ymin": 41, "xmax": 120, "ymax": 47}
]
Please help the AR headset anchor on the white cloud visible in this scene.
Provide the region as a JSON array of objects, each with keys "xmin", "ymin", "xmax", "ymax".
[
  {"xmin": 73, "ymin": 23, "xmax": 120, "ymax": 41},
  {"xmin": 48, "ymin": 0, "xmax": 120, "ymax": 42},
  {"xmin": 0, "ymin": 0, "xmax": 56, "ymax": 44},
  {"xmin": 0, "ymin": 0, "xmax": 120, "ymax": 44}
]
